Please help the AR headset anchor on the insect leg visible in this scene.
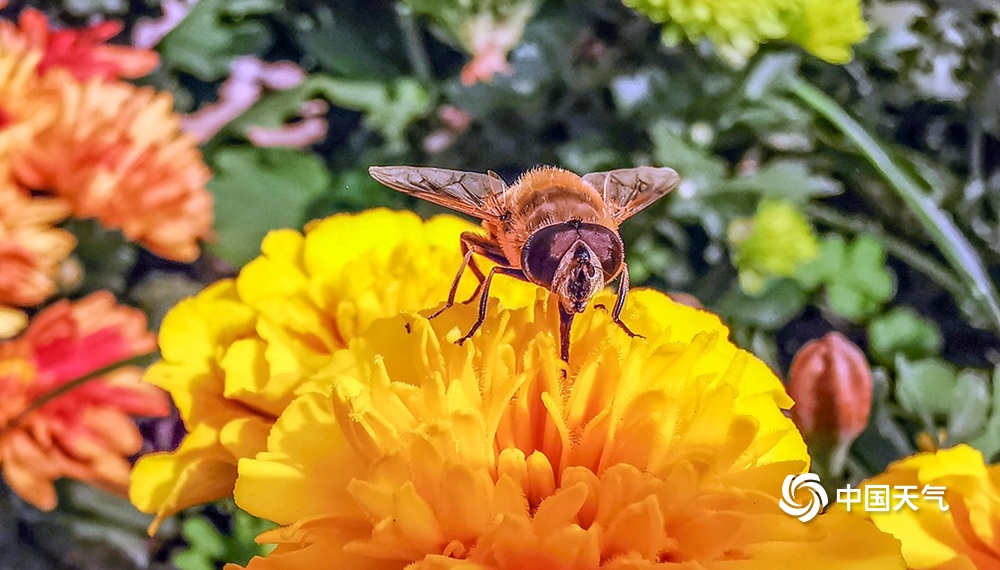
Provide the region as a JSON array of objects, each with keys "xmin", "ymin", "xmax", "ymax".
[
  {"xmin": 610, "ymin": 262, "xmax": 645, "ymax": 339},
  {"xmin": 458, "ymin": 232, "xmax": 508, "ymax": 304},
  {"xmin": 456, "ymin": 265, "xmax": 524, "ymax": 345},
  {"xmin": 429, "ymin": 246, "xmax": 475, "ymax": 319}
]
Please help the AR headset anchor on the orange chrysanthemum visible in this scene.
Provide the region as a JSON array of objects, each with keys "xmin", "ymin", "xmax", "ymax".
[
  {"xmin": 0, "ymin": 8, "xmax": 158, "ymax": 81},
  {"xmin": 230, "ymin": 288, "xmax": 903, "ymax": 569},
  {"xmin": 0, "ymin": 292, "xmax": 170, "ymax": 510},
  {"xmin": 0, "ymin": 8, "xmax": 211, "ymax": 262},
  {"xmin": 0, "ymin": 36, "xmax": 52, "ymax": 159},
  {"xmin": 8, "ymin": 70, "xmax": 213, "ymax": 261},
  {"xmin": 0, "ymin": 177, "xmax": 75, "ymax": 317}
]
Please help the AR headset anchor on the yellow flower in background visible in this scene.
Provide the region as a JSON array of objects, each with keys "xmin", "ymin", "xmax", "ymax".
[
  {"xmin": 624, "ymin": 0, "xmax": 797, "ymax": 65},
  {"xmin": 787, "ymin": 0, "xmax": 870, "ymax": 65},
  {"xmin": 623, "ymin": 0, "xmax": 868, "ymax": 65},
  {"xmin": 729, "ymin": 200, "xmax": 818, "ymax": 294},
  {"xmin": 130, "ymin": 209, "xmax": 536, "ymax": 531},
  {"xmin": 849, "ymin": 445, "xmax": 1000, "ymax": 569},
  {"xmin": 0, "ymin": 178, "xmax": 75, "ymax": 324},
  {"xmin": 232, "ymin": 288, "xmax": 903, "ymax": 569}
]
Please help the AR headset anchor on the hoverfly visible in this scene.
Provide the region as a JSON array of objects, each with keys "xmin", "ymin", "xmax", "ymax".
[{"xmin": 369, "ymin": 165, "xmax": 680, "ymax": 363}]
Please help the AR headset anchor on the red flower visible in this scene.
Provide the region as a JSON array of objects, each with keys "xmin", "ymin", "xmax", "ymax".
[
  {"xmin": 8, "ymin": 8, "xmax": 158, "ymax": 81},
  {"xmin": 0, "ymin": 292, "xmax": 169, "ymax": 510}
]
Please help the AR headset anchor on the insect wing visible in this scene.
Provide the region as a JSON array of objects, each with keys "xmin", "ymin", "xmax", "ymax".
[
  {"xmin": 582, "ymin": 167, "xmax": 680, "ymax": 222},
  {"xmin": 369, "ymin": 166, "xmax": 506, "ymax": 220}
]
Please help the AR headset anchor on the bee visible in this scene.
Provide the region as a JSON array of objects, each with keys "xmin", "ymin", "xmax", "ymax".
[{"xmin": 368, "ymin": 165, "xmax": 680, "ymax": 362}]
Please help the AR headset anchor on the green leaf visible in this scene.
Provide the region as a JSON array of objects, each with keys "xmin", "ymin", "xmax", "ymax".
[
  {"xmin": 723, "ymin": 160, "xmax": 839, "ymax": 204},
  {"xmin": 650, "ymin": 121, "xmax": 727, "ymax": 190},
  {"xmin": 229, "ymin": 507, "xmax": 277, "ymax": 562},
  {"xmin": 795, "ymin": 234, "xmax": 845, "ymax": 290},
  {"xmin": 293, "ymin": 5, "xmax": 406, "ymax": 78},
  {"xmin": 947, "ymin": 370, "xmax": 991, "ymax": 442},
  {"xmin": 968, "ymin": 367, "xmax": 1000, "ymax": 461},
  {"xmin": 230, "ymin": 75, "xmax": 431, "ymax": 155},
  {"xmin": 895, "ymin": 356, "xmax": 957, "ymax": 428},
  {"xmin": 158, "ymin": 0, "xmax": 278, "ymax": 81},
  {"xmin": 302, "ymin": 76, "xmax": 431, "ymax": 153},
  {"xmin": 208, "ymin": 147, "xmax": 331, "ymax": 266},
  {"xmin": 716, "ymin": 278, "xmax": 807, "ymax": 329},
  {"xmin": 796, "ymin": 235, "xmax": 894, "ymax": 321},
  {"xmin": 867, "ymin": 307, "xmax": 943, "ymax": 366},
  {"xmin": 173, "ymin": 549, "xmax": 214, "ymax": 570},
  {"xmin": 182, "ymin": 518, "xmax": 226, "ymax": 557}
]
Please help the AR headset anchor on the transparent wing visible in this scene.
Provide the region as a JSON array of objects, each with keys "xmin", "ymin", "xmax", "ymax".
[
  {"xmin": 582, "ymin": 167, "xmax": 680, "ymax": 222},
  {"xmin": 369, "ymin": 166, "xmax": 506, "ymax": 220}
]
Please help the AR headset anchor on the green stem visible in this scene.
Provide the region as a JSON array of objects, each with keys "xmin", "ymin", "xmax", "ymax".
[
  {"xmin": 0, "ymin": 352, "xmax": 156, "ymax": 434},
  {"xmin": 805, "ymin": 204, "xmax": 965, "ymax": 302},
  {"xmin": 788, "ymin": 77, "xmax": 1000, "ymax": 335},
  {"xmin": 396, "ymin": 4, "xmax": 432, "ymax": 83}
]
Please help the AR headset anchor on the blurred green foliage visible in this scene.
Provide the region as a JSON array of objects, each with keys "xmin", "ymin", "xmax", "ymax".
[
  {"xmin": 171, "ymin": 502, "xmax": 275, "ymax": 570},
  {"xmin": 8, "ymin": 0, "xmax": 1000, "ymax": 567}
]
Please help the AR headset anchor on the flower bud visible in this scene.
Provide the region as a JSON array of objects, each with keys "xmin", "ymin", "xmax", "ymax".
[{"xmin": 788, "ymin": 332, "xmax": 872, "ymax": 473}]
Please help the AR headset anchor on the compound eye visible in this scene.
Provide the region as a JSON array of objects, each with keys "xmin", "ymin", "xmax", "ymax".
[
  {"xmin": 576, "ymin": 224, "xmax": 624, "ymax": 279},
  {"xmin": 521, "ymin": 224, "xmax": 577, "ymax": 287}
]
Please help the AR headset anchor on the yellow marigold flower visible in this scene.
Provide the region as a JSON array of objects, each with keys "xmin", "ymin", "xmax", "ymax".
[
  {"xmin": 850, "ymin": 444, "xmax": 1000, "ymax": 569},
  {"xmin": 728, "ymin": 200, "xmax": 818, "ymax": 294},
  {"xmin": 9, "ymin": 70, "xmax": 213, "ymax": 262},
  {"xmin": 130, "ymin": 209, "xmax": 536, "ymax": 531},
  {"xmin": 231, "ymin": 288, "xmax": 903, "ymax": 569},
  {"xmin": 0, "ymin": 178, "xmax": 76, "ymax": 311},
  {"xmin": 0, "ymin": 292, "xmax": 169, "ymax": 510},
  {"xmin": 624, "ymin": 0, "xmax": 868, "ymax": 65}
]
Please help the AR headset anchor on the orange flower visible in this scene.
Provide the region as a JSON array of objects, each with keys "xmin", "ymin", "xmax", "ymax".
[
  {"xmin": 9, "ymin": 70, "xmax": 213, "ymax": 262},
  {"xmin": 230, "ymin": 289, "xmax": 903, "ymax": 569},
  {"xmin": 0, "ymin": 8, "xmax": 210, "ymax": 262},
  {"xmin": 0, "ymin": 8, "xmax": 158, "ymax": 81},
  {"xmin": 0, "ymin": 34, "xmax": 53, "ymax": 159},
  {"xmin": 0, "ymin": 292, "xmax": 169, "ymax": 510},
  {"xmin": 0, "ymin": 178, "xmax": 75, "ymax": 313}
]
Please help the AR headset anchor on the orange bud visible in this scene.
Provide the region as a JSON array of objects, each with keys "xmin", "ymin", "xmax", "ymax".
[{"xmin": 788, "ymin": 332, "xmax": 873, "ymax": 447}]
